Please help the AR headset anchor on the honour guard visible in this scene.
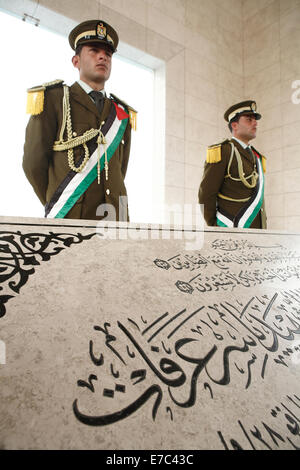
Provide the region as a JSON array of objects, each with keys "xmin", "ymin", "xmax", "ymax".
[
  {"xmin": 23, "ymin": 20, "xmax": 137, "ymax": 221},
  {"xmin": 198, "ymin": 100, "xmax": 267, "ymax": 229}
]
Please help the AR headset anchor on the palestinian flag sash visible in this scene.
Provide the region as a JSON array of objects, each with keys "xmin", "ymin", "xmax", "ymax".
[
  {"xmin": 216, "ymin": 152, "xmax": 264, "ymax": 228},
  {"xmin": 45, "ymin": 101, "xmax": 128, "ymax": 219}
]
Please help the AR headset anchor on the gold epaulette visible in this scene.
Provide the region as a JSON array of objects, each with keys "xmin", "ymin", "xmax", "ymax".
[
  {"xmin": 110, "ymin": 93, "xmax": 137, "ymax": 131},
  {"xmin": 26, "ymin": 79, "xmax": 64, "ymax": 115},
  {"xmin": 206, "ymin": 144, "xmax": 222, "ymax": 163}
]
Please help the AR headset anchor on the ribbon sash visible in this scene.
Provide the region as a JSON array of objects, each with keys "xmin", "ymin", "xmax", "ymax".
[
  {"xmin": 46, "ymin": 103, "xmax": 128, "ymax": 219},
  {"xmin": 216, "ymin": 155, "xmax": 264, "ymax": 228}
]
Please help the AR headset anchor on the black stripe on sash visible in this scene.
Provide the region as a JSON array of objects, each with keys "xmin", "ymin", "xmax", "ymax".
[
  {"xmin": 233, "ymin": 156, "xmax": 260, "ymax": 228},
  {"xmin": 45, "ymin": 102, "xmax": 117, "ymax": 217},
  {"xmin": 217, "ymin": 206, "xmax": 235, "ymax": 223}
]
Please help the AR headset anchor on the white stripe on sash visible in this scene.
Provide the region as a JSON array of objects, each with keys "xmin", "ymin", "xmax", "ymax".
[
  {"xmin": 47, "ymin": 116, "xmax": 124, "ymax": 219},
  {"xmin": 216, "ymin": 211, "xmax": 234, "ymax": 228},
  {"xmin": 236, "ymin": 156, "xmax": 264, "ymax": 228}
]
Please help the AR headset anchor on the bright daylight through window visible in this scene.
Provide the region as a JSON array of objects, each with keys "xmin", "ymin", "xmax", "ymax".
[{"xmin": 0, "ymin": 10, "xmax": 156, "ymax": 223}]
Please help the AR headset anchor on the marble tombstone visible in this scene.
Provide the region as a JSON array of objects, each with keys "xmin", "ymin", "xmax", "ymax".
[{"xmin": 0, "ymin": 216, "xmax": 299, "ymax": 450}]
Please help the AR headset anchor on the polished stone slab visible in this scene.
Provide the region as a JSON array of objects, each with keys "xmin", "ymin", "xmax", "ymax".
[{"xmin": 0, "ymin": 216, "xmax": 300, "ymax": 450}]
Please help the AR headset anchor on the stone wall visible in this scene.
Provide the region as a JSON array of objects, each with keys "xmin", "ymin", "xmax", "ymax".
[
  {"xmin": 243, "ymin": 0, "xmax": 300, "ymax": 231},
  {"xmin": 1, "ymin": 0, "xmax": 300, "ymax": 230}
]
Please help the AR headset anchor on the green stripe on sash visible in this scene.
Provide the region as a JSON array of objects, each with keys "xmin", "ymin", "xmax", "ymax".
[
  {"xmin": 55, "ymin": 118, "xmax": 128, "ymax": 219},
  {"xmin": 216, "ymin": 218, "xmax": 228, "ymax": 227},
  {"xmin": 243, "ymin": 159, "xmax": 264, "ymax": 228}
]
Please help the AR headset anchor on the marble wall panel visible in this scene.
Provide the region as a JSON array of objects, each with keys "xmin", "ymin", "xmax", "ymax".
[
  {"xmin": 185, "ymin": 0, "xmax": 218, "ymax": 42},
  {"xmin": 243, "ymin": 0, "xmax": 276, "ymax": 21},
  {"xmin": 166, "ymin": 85, "xmax": 185, "ymax": 115},
  {"xmin": 244, "ymin": 42, "xmax": 280, "ymax": 76},
  {"xmin": 165, "ymin": 159, "xmax": 185, "ymax": 188},
  {"xmin": 216, "ymin": 0, "xmax": 243, "ymax": 17},
  {"xmin": 218, "ymin": 67, "xmax": 244, "ymax": 97},
  {"xmin": 100, "ymin": 0, "xmax": 147, "ymax": 26},
  {"xmin": 281, "ymin": 100, "xmax": 300, "ymax": 125},
  {"xmin": 164, "ymin": 185, "xmax": 185, "ymax": 205},
  {"xmin": 265, "ymin": 193, "xmax": 284, "ymax": 216},
  {"xmin": 283, "ymin": 144, "xmax": 300, "ymax": 170},
  {"xmin": 146, "ymin": 0, "xmax": 186, "ymax": 23},
  {"xmin": 217, "ymin": 41, "xmax": 244, "ymax": 77},
  {"xmin": 280, "ymin": 5, "xmax": 300, "ymax": 38},
  {"xmin": 281, "ymin": 34, "xmax": 300, "ymax": 68},
  {"xmin": 285, "ymin": 215, "xmax": 300, "ymax": 230},
  {"xmin": 184, "ymin": 29, "xmax": 218, "ymax": 63},
  {"xmin": 279, "ymin": 0, "xmax": 300, "ymax": 15},
  {"xmin": 185, "ymin": 50, "xmax": 219, "ymax": 86},
  {"xmin": 255, "ymin": 127, "xmax": 282, "ymax": 154},
  {"xmin": 39, "ymin": 0, "xmax": 100, "ymax": 21},
  {"xmin": 165, "ymin": 51, "xmax": 185, "ymax": 91},
  {"xmin": 184, "ymin": 187, "xmax": 198, "ymax": 204},
  {"xmin": 264, "ymin": 148, "xmax": 283, "ymax": 173},
  {"xmin": 166, "ymin": 108, "xmax": 185, "ymax": 140},
  {"xmin": 243, "ymin": 0, "xmax": 279, "ymax": 41},
  {"xmin": 166, "ymin": 135, "xmax": 185, "ymax": 164},
  {"xmin": 282, "ymin": 122, "xmax": 300, "ymax": 147},
  {"xmin": 285, "ymin": 192, "xmax": 300, "ymax": 216},
  {"xmin": 244, "ymin": 63, "xmax": 281, "ymax": 96},
  {"xmin": 264, "ymin": 170, "xmax": 284, "ymax": 195},
  {"xmin": 266, "ymin": 215, "xmax": 285, "ymax": 229},
  {"xmin": 184, "ymin": 141, "xmax": 206, "ymax": 168},
  {"xmin": 185, "ymin": 95, "xmax": 219, "ymax": 128},
  {"xmin": 185, "ymin": 73, "xmax": 219, "ymax": 106},
  {"xmin": 257, "ymin": 105, "xmax": 282, "ymax": 133},
  {"xmin": 184, "ymin": 163, "xmax": 204, "ymax": 190},
  {"xmin": 283, "ymin": 168, "xmax": 300, "ymax": 193},
  {"xmin": 146, "ymin": 5, "xmax": 184, "ymax": 44},
  {"xmin": 249, "ymin": 84, "xmax": 281, "ymax": 110},
  {"xmin": 185, "ymin": 117, "xmax": 218, "ymax": 146}
]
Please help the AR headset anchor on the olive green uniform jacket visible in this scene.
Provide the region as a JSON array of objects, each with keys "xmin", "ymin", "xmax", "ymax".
[
  {"xmin": 198, "ymin": 139, "xmax": 267, "ymax": 229},
  {"xmin": 23, "ymin": 82, "xmax": 131, "ymax": 220}
]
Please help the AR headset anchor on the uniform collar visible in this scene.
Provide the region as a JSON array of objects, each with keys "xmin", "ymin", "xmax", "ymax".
[
  {"xmin": 77, "ymin": 79, "xmax": 106, "ymax": 97},
  {"xmin": 232, "ymin": 136, "xmax": 251, "ymax": 150},
  {"xmin": 70, "ymin": 82, "xmax": 111, "ymax": 121}
]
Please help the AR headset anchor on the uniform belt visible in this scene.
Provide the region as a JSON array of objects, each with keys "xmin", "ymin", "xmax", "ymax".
[{"xmin": 218, "ymin": 192, "xmax": 250, "ymax": 203}]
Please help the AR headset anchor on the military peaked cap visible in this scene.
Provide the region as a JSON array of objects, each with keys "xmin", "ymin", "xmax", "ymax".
[
  {"xmin": 69, "ymin": 20, "xmax": 119, "ymax": 53},
  {"xmin": 224, "ymin": 100, "xmax": 261, "ymax": 123}
]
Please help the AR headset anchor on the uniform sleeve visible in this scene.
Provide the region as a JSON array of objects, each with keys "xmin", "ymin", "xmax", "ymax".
[
  {"xmin": 198, "ymin": 150, "xmax": 228, "ymax": 226},
  {"xmin": 22, "ymin": 91, "xmax": 58, "ymax": 206}
]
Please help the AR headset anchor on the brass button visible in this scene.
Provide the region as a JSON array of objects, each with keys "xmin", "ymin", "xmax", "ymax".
[
  {"xmin": 122, "ymin": 139, "xmax": 125, "ymax": 145},
  {"xmin": 73, "ymin": 131, "xmax": 77, "ymax": 137},
  {"xmin": 106, "ymin": 189, "xmax": 110, "ymax": 195}
]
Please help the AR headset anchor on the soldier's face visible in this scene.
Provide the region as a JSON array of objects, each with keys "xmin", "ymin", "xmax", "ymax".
[
  {"xmin": 72, "ymin": 44, "xmax": 112, "ymax": 87},
  {"xmin": 233, "ymin": 115, "xmax": 258, "ymax": 142}
]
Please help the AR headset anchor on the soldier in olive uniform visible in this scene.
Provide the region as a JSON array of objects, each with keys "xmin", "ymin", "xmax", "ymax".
[
  {"xmin": 23, "ymin": 20, "xmax": 137, "ymax": 221},
  {"xmin": 198, "ymin": 101, "xmax": 267, "ymax": 229}
]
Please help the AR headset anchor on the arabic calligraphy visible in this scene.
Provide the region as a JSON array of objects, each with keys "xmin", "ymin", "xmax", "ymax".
[
  {"xmin": 218, "ymin": 393, "xmax": 300, "ymax": 450},
  {"xmin": 153, "ymin": 238, "xmax": 300, "ymax": 295},
  {"xmin": 72, "ymin": 288, "xmax": 300, "ymax": 429},
  {"xmin": 0, "ymin": 231, "xmax": 97, "ymax": 317}
]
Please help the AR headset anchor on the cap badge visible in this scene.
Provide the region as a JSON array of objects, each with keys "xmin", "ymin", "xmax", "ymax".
[
  {"xmin": 251, "ymin": 102, "xmax": 257, "ymax": 112},
  {"xmin": 96, "ymin": 22, "xmax": 106, "ymax": 39}
]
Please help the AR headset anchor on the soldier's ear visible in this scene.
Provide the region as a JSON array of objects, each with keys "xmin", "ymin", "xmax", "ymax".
[
  {"xmin": 72, "ymin": 54, "xmax": 80, "ymax": 70},
  {"xmin": 231, "ymin": 121, "xmax": 238, "ymax": 132}
]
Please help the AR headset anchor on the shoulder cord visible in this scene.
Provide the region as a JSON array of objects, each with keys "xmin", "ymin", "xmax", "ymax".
[
  {"xmin": 53, "ymin": 85, "xmax": 107, "ymax": 181},
  {"xmin": 225, "ymin": 142, "xmax": 258, "ymax": 188},
  {"xmin": 218, "ymin": 142, "xmax": 258, "ymax": 203}
]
